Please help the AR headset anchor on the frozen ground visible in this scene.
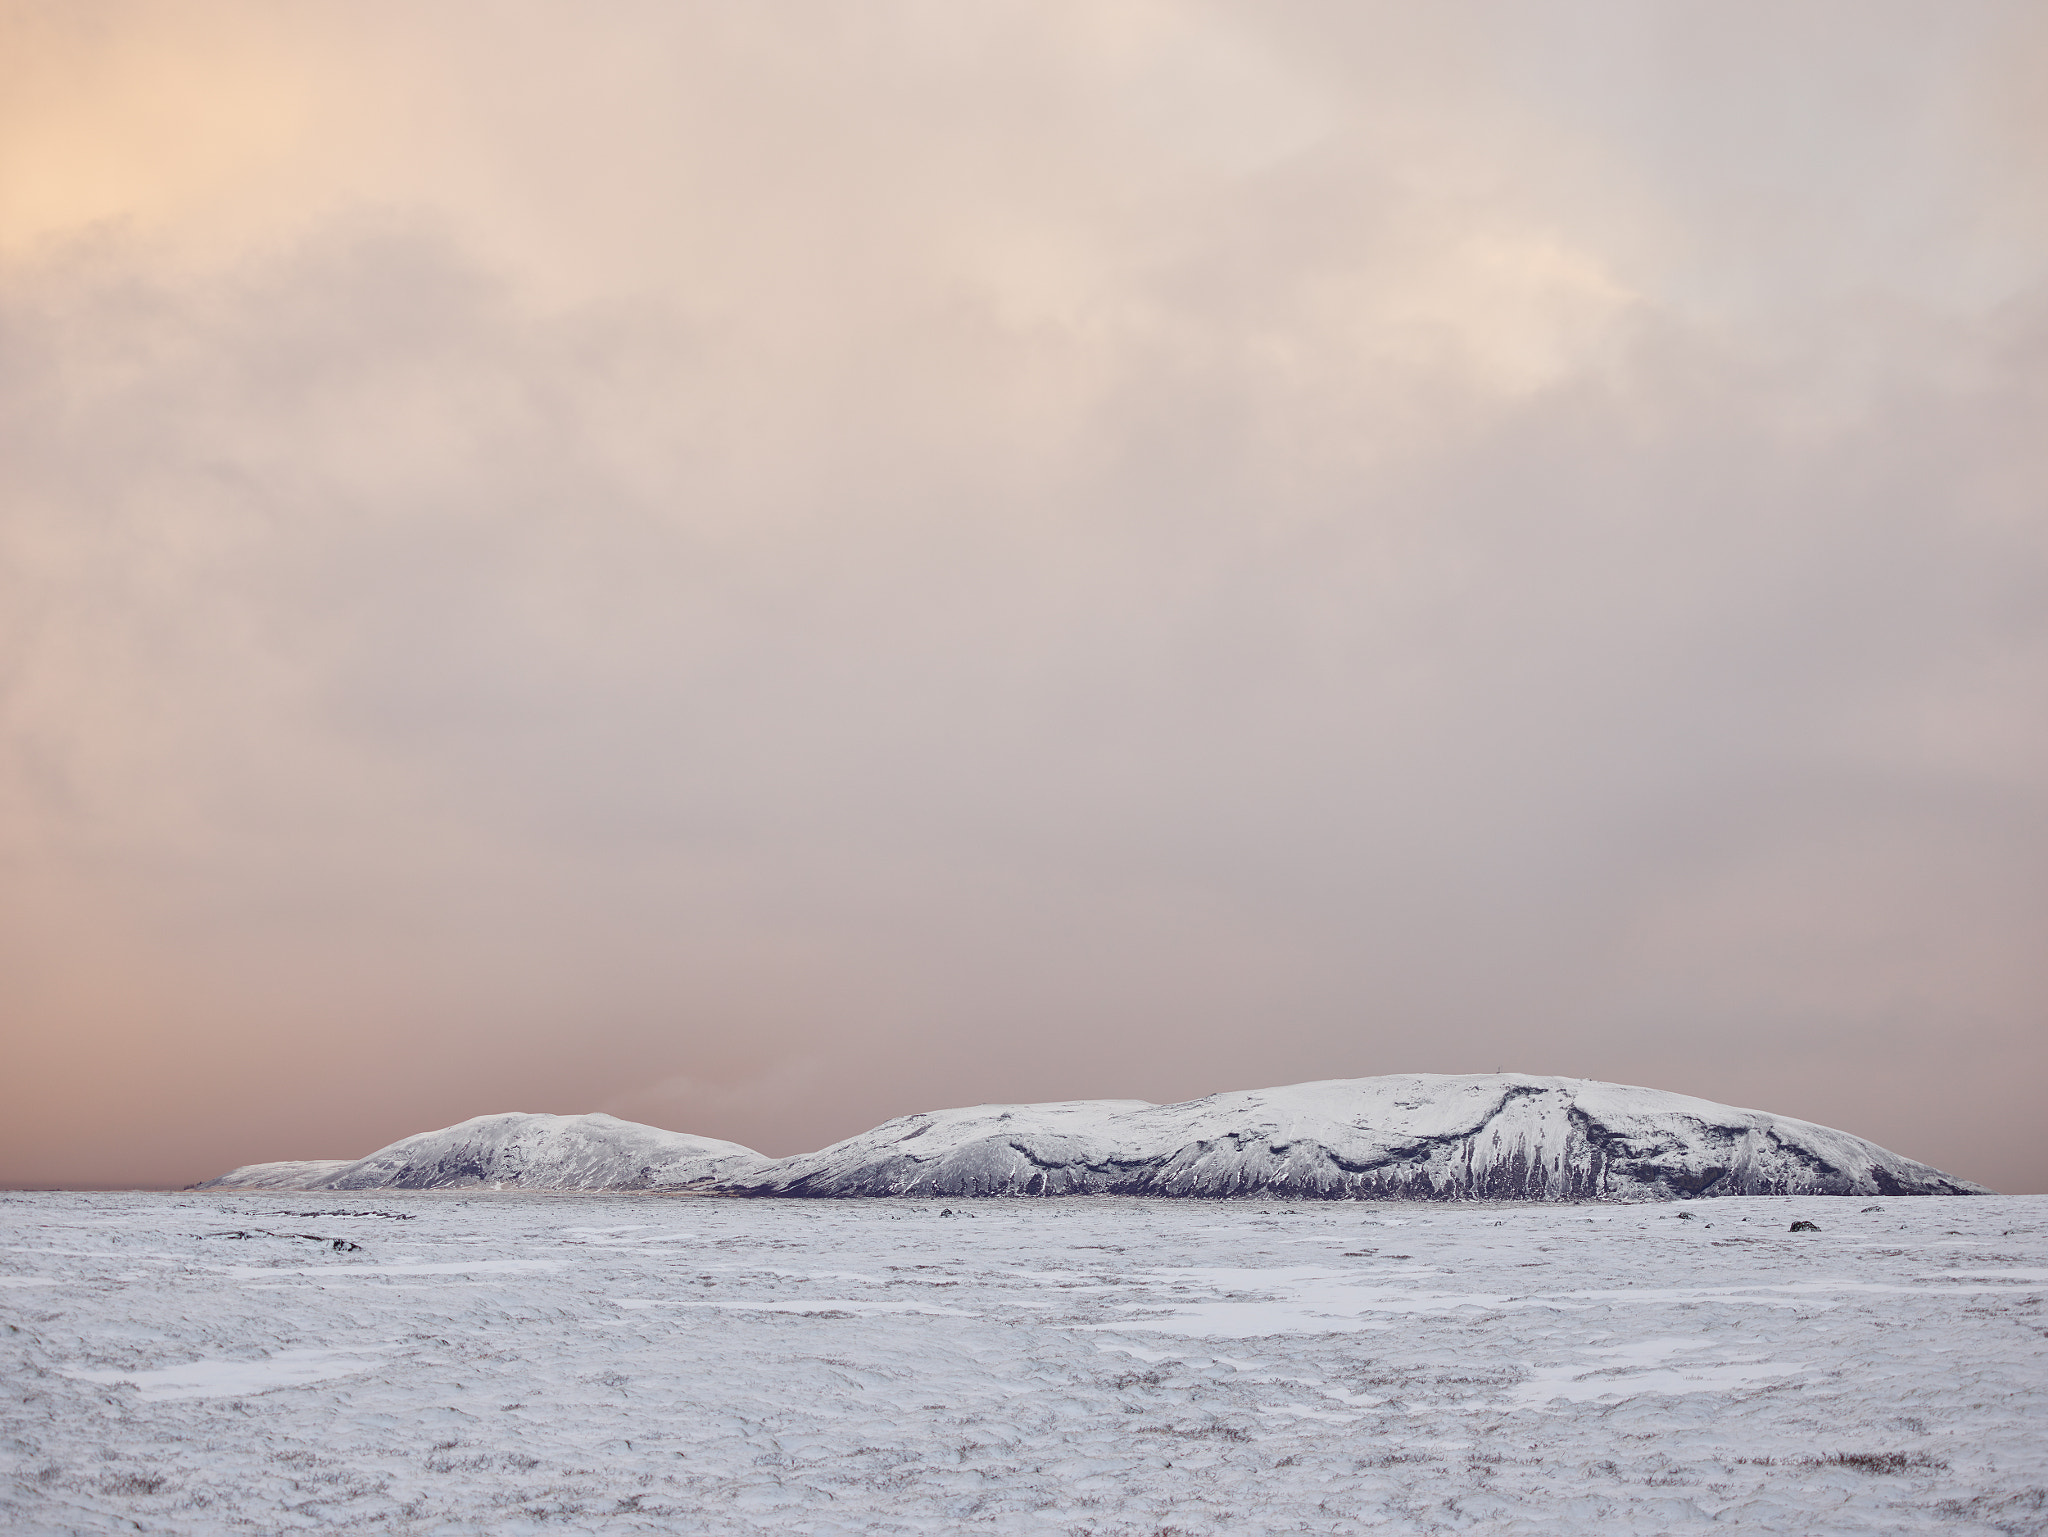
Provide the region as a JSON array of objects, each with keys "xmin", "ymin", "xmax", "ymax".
[{"xmin": 2, "ymin": 1192, "xmax": 2043, "ymax": 1534}]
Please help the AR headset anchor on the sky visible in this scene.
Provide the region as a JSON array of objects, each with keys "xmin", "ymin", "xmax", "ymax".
[{"xmin": 2, "ymin": 1, "xmax": 2044, "ymax": 1193}]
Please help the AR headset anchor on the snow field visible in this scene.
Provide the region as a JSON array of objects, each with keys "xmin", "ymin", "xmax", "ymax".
[{"xmin": 3, "ymin": 1192, "xmax": 2044, "ymax": 1534}]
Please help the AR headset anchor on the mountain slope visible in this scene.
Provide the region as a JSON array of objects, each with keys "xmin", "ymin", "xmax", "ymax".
[
  {"xmin": 720, "ymin": 1074, "xmax": 1989, "ymax": 1199},
  {"xmin": 191, "ymin": 1159, "xmax": 355, "ymax": 1191},
  {"xmin": 195, "ymin": 1113, "xmax": 768, "ymax": 1192}
]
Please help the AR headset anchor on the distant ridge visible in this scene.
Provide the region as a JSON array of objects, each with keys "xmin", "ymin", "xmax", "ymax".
[
  {"xmin": 194, "ymin": 1075, "xmax": 1991, "ymax": 1199},
  {"xmin": 194, "ymin": 1112, "xmax": 768, "ymax": 1193}
]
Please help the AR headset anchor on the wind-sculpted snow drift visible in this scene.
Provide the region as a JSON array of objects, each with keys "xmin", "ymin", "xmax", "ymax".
[
  {"xmin": 196, "ymin": 1113, "xmax": 769, "ymax": 1193},
  {"xmin": 197, "ymin": 1075, "xmax": 1989, "ymax": 1198}
]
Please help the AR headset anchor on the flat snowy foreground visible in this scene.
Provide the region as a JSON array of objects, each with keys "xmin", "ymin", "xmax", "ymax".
[{"xmin": 3, "ymin": 1193, "xmax": 2043, "ymax": 1535}]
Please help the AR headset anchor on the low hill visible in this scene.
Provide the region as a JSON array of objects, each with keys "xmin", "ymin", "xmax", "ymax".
[{"xmin": 195, "ymin": 1112, "xmax": 769, "ymax": 1192}]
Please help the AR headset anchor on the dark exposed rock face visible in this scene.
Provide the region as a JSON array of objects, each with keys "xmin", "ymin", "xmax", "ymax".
[{"xmin": 715, "ymin": 1075, "xmax": 1990, "ymax": 1201}]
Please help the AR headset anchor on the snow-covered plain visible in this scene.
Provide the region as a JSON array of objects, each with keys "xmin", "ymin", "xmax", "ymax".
[{"xmin": 4, "ymin": 1191, "xmax": 2043, "ymax": 1534}]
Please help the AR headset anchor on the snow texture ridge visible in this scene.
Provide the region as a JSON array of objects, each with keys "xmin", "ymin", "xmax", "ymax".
[
  {"xmin": 725, "ymin": 1073, "xmax": 1991, "ymax": 1200},
  {"xmin": 195, "ymin": 1113, "xmax": 769, "ymax": 1192}
]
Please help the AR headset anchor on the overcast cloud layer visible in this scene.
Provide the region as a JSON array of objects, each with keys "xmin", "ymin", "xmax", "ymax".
[{"xmin": 3, "ymin": 1, "xmax": 2044, "ymax": 1191}]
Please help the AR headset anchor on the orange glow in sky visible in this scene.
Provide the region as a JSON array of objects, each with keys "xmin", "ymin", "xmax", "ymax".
[{"xmin": 3, "ymin": 1, "xmax": 2044, "ymax": 1191}]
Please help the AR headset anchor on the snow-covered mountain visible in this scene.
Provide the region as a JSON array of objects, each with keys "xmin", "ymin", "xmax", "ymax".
[
  {"xmin": 193, "ymin": 1076, "xmax": 1989, "ymax": 1198},
  {"xmin": 722, "ymin": 1074, "xmax": 1990, "ymax": 1200},
  {"xmin": 196, "ymin": 1113, "xmax": 769, "ymax": 1192}
]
